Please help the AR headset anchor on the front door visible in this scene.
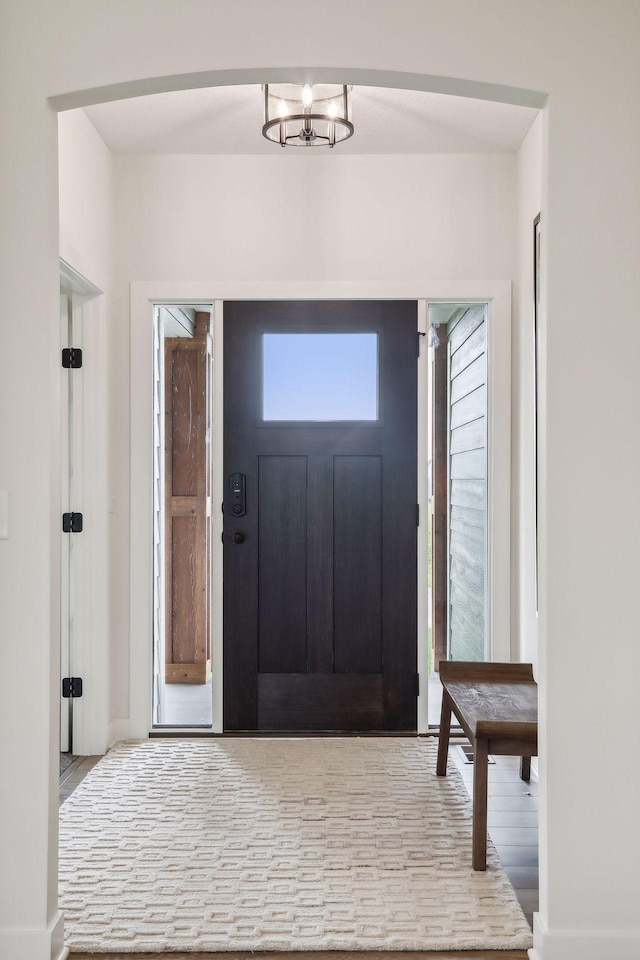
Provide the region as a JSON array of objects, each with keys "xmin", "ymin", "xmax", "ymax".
[{"xmin": 223, "ymin": 301, "xmax": 417, "ymax": 731}]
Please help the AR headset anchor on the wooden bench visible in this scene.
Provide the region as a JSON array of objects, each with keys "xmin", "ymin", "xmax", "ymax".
[{"xmin": 436, "ymin": 661, "xmax": 538, "ymax": 870}]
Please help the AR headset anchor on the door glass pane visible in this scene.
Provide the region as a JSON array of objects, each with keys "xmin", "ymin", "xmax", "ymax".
[
  {"xmin": 447, "ymin": 305, "xmax": 487, "ymax": 664},
  {"xmin": 153, "ymin": 306, "xmax": 213, "ymax": 729},
  {"xmin": 262, "ymin": 333, "xmax": 378, "ymax": 421},
  {"xmin": 427, "ymin": 302, "xmax": 488, "ymax": 727}
]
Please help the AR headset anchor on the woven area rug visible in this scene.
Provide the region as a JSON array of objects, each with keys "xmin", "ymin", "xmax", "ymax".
[{"xmin": 59, "ymin": 738, "xmax": 532, "ymax": 953}]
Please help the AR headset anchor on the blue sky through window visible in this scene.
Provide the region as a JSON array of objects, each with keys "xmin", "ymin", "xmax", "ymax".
[{"xmin": 263, "ymin": 333, "xmax": 378, "ymax": 421}]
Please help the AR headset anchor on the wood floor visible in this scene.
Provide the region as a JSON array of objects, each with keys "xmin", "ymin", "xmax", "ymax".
[
  {"xmin": 450, "ymin": 746, "xmax": 539, "ymax": 926},
  {"xmin": 61, "ymin": 741, "xmax": 537, "ymax": 960},
  {"xmin": 59, "ymin": 754, "xmax": 101, "ymax": 804}
]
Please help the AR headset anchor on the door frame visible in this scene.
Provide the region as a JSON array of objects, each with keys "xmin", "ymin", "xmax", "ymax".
[
  {"xmin": 223, "ymin": 300, "xmax": 419, "ymax": 732},
  {"xmin": 130, "ymin": 280, "xmax": 511, "ymax": 738}
]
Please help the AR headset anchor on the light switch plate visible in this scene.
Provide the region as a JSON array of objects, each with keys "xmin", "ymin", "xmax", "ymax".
[{"xmin": 0, "ymin": 490, "xmax": 9, "ymax": 539}]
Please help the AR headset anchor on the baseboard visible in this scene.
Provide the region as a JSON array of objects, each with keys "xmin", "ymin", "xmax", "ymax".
[
  {"xmin": 0, "ymin": 910, "xmax": 68, "ymax": 960},
  {"xmin": 107, "ymin": 718, "xmax": 130, "ymax": 747},
  {"xmin": 531, "ymin": 913, "xmax": 640, "ymax": 959}
]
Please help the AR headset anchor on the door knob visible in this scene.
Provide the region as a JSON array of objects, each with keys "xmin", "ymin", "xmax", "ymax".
[{"xmin": 231, "ymin": 529, "xmax": 246, "ymax": 545}]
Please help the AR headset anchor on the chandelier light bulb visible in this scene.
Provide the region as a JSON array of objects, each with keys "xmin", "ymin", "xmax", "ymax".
[
  {"xmin": 302, "ymin": 84, "xmax": 313, "ymax": 109},
  {"xmin": 328, "ymin": 102, "xmax": 338, "ymax": 119}
]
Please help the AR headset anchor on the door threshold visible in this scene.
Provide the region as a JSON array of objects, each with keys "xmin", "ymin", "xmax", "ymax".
[{"xmin": 149, "ymin": 729, "xmax": 422, "ymax": 739}]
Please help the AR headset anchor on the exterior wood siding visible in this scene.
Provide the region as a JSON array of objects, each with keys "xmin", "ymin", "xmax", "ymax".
[{"xmin": 447, "ymin": 306, "xmax": 487, "ymax": 662}]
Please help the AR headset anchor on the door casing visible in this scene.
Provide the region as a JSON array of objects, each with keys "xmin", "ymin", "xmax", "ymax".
[{"xmin": 129, "ymin": 281, "xmax": 511, "ymax": 739}]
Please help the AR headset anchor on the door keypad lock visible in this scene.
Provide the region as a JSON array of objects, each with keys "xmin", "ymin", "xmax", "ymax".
[{"xmin": 229, "ymin": 473, "xmax": 246, "ymax": 517}]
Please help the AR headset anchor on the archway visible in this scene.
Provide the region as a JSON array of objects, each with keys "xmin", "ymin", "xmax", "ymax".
[{"xmin": 53, "ymin": 62, "xmax": 544, "ymax": 952}]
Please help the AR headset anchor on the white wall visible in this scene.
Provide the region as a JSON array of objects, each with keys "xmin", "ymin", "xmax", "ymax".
[
  {"xmin": 1, "ymin": 3, "xmax": 640, "ymax": 959},
  {"xmin": 513, "ymin": 113, "xmax": 543, "ymax": 671},
  {"xmin": 114, "ymin": 152, "xmax": 516, "ymax": 282},
  {"xmin": 59, "ymin": 110, "xmax": 113, "ymax": 292}
]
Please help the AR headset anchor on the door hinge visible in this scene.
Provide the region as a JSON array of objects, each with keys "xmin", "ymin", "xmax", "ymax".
[
  {"xmin": 415, "ymin": 673, "xmax": 420, "ymax": 697},
  {"xmin": 416, "ymin": 330, "xmax": 427, "ymax": 357},
  {"xmin": 62, "ymin": 347, "xmax": 83, "ymax": 369},
  {"xmin": 62, "ymin": 512, "xmax": 83, "ymax": 533},
  {"xmin": 62, "ymin": 677, "xmax": 83, "ymax": 698},
  {"xmin": 416, "ymin": 503, "xmax": 420, "ymax": 526}
]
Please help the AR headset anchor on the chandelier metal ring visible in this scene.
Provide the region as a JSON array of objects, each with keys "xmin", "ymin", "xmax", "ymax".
[{"xmin": 262, "ymin": 83, "xmax": 354, "ymax": 148}]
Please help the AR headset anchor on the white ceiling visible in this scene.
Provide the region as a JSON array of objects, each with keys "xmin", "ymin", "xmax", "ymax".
[{"xmin": 83, "ymin": 84, "xmax": 538, "ymax": 155}]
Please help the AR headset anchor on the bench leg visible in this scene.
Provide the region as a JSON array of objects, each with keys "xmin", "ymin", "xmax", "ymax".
[
  {"xmin": 436, "ymin": 691, "xmax": 452, "ymax": 776},
  {"xmin": 520, "ymin": 756, "xmax": 531, "ymax": 782},
  {"xmin": 472, "ymin": 737, "xmax": 489, "ymax": 871}
]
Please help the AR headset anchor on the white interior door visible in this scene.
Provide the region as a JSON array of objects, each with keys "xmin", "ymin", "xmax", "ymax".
[
  {"xmin": 60, "ymin": 293, "xmax": 71, "ymax": 752},
  {"xmin": 59, "ymin": 259, "xmax": 107, "ymax": 755},
  {"xmin": 60, "ymin": 290, "xmax": 84, "ymax": 753}
]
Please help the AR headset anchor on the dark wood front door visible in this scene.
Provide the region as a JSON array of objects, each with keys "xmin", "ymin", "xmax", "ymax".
[{"xmin": 223, "ymin": 301, "xmax": 417, "ymax": 731}]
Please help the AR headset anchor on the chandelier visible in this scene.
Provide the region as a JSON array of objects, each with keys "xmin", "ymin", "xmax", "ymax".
[{"xmin": 262, "ymin": 83, "xmax": 354, "ymax": 148}]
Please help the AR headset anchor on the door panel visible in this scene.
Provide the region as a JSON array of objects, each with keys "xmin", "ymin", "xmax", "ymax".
[
  {"xmin": 333, "ymin": 456, "xmax": 382, "ymax": 674},
  {"xmin": 258, "ymin": 455, "xmax": 307, "ymax": 673},
  {"xmin": 223, "ymin": 300, "xmax": 417, "ymax": 731},
  {"xmin": 258, "ymin": 674, "xmax": 384, "ymax": 731}
]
